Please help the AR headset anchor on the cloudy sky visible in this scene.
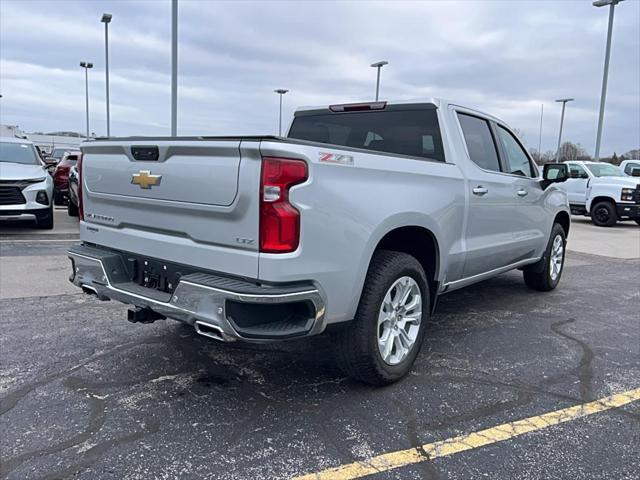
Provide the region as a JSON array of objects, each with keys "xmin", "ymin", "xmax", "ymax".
[{"xmin": 1, "ymin": 0, "xmax": 638, "ymax": 156}]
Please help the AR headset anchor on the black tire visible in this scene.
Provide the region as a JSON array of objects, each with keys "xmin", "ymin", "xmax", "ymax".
[
  {"xmin": 523, "ymin": 223, "xmax": 566, "ymax": 292},
  {"xmin": 332, "ymin": 250, "xmax": 429, "ymax": 386},
  {"xmin": 67, "ymin": 199, "xmax": 79, "ymax": 217},
  {"xmin": 36, "ymin": 204, "xmax": 54, "ymax": 230},
  {"xmin": 590, "ymin": 201, "xmax": 617, "ymax": 227},
  {"xmin": 53, "ymin": 190, "xmax": 65, "ymax": 206}
]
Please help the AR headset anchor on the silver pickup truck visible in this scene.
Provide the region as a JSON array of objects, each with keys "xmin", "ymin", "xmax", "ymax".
[{"xmin": 69, "ymin": 98, "xmax": 571, "ymax": 385}]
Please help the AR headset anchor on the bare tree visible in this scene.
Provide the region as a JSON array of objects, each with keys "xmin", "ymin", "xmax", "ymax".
[
  {"xmin": 512, "ymin": 128, "xmax": 526, "ymax": 144},
  {"xmin": 558, "ymin": 141, "xmax": 590, "ymax": 162}
]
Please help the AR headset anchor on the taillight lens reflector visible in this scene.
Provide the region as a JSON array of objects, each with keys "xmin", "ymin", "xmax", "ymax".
[
  {"xmin": 77, "ymin": 154, "xmax": 84, "ymax": 221},
  {"xmin": 260, "ymin": 157, "xmax": 308, "ymax": 253}
]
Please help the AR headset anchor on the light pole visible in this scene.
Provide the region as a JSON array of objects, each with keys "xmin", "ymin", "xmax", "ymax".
[
  {"xmin": 80, "ymin": 62, "xmax": 94, "ymax": 139},
  {"xmin": 555, "ymin": 98, "xmax": 574, "ymax": 163},
  {"xmin": 101, "ymin": 13, "xmax": 112, "ymax": 137},
  {"xmin": 538, "ymin": 103, "xmax": 544, "ymax": 161},
  {"xmin": 274, "ymin": 89, "xmax": 288, "ymax": 136},
  {"xmin": 370, "ymin": 61, "xmax": 388, "ymax": 101},
  {"xmin": 593, "ymin": 0, "xmax": 625, "ymax": 161},
  {"xmin": 171, "ymin": 0, "xmax": 178, "ymax": 136}
]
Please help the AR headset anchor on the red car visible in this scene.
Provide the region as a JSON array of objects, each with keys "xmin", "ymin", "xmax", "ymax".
[{"xmin": 53, "ymin": 151, "xmax": 81, "ymax": 205}]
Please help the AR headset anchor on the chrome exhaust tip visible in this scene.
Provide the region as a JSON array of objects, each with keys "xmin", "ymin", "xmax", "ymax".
[
  {"xmin": 194, "ymin": 321, "xmax": 226, "ymax": 342},
  {"xmin": 81, "ymin": 284, "xmax": 97, "ymax": 295}
]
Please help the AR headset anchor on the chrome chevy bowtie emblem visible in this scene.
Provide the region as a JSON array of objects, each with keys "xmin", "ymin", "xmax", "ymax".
[{"xmin": 131, "ymin": 170, "xmax": 162, "ymax": 189}]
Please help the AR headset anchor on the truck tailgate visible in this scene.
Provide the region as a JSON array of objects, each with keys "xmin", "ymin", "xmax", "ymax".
[
  {"xmin": 80, "ymin": 139, "xmax": 262, "ymax": 278},
  {"xmin": 86, "ymin": 142, "xmax": 240, "ymax": 205}
]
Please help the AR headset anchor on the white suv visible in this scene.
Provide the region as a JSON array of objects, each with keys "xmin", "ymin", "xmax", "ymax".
[{"xmin": 0, "ymin": 137, "xmax": 54, "ymax": 229}]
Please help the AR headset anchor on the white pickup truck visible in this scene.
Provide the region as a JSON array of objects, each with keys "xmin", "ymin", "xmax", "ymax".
[
  {"xmin": 563, "ymin": 161, "xmax": 640, "ymax": 227},
  {"xmin": 619, "ymin": 159, "xmax": 640, "ymax": 177},
  {"xmin": 68, "ymin": 99, "xmax": 571, "ymax": 385}
]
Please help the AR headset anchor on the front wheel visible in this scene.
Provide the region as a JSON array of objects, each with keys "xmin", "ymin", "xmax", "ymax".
[
  {"xmin": 333, "ymin": 250, "xmax": 429, "ymax": 385},
  {"xmin": 590, "ymin": 201, "xmax": 617, "ymax": 227},
  {"xmin": 36, "ymin": 204, "xmax": 54, "ymax": 230},
  {"xmin": 523, "ymin": 223, "xmax": 566, "ymax": 292}
]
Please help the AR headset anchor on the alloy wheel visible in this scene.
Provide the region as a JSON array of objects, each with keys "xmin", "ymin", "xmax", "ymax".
[
  {"xmin": 549, "ymin": 234, "xmax": 564, "ymax": 281},
  {"xmin": 377, "ymin": 276, "xmax": 422, "ymax": 365}
]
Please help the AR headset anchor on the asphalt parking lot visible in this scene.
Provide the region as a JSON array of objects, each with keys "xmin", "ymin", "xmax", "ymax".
[{"xmin": 0, "ymin": 211, "xmax": 638, "ymax": 479}]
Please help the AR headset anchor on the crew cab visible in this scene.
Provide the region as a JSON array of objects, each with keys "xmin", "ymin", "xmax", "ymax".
[
  {"xmin": 563, "ymin": 160, "xmax": 640, "ymax": 227},
  {"xmin": 68, "ymin": 99, "xmax": 571, "ymax": 384}
]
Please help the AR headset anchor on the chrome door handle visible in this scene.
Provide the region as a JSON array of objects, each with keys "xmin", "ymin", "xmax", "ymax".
[
  {"xmin": 472, "ymin": 186, "xmax": 488, "ymax": 196},
  {"xmin": 517, "ymin": 189, "xmax": 528, "ymax": 197}
]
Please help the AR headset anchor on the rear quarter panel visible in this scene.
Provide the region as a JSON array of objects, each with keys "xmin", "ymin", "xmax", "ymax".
[{"xmin": 258, "ymin": 141, "xmax": 466, "ymax": 325}]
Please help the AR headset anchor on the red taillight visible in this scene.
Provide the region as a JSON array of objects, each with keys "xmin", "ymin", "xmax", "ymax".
[
  {"xmin": 259, "ymin": 156, "xmax": 308, "ymax": 253},
  {"xmin": 77, "ymin": 154, "xmax": 84, "ymax": 221}
]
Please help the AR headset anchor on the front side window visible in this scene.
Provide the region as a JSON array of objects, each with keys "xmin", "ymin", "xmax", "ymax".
[
  {"xmin": 585, "ymin": 163, "xmax": 623, "ymax": 177},
  {"xmin": 0, "ymin": 142, "xmax": 39, "ymax": 165},
  {"xmin": 569, "ymin": 165, "xmax": 589, "ymax": 179},
  {"xmin": 496, "ymin": 126, "xmax": 534, "ymax": 177},
  {"xmin": 457, "ymin": 113, "xmax": 501, "ymax": 172}
]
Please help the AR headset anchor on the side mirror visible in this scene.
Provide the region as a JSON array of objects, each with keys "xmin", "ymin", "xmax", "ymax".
[
  {"xmin": 541, "ymin": 163, "xmax": 568, "ymax": 189},
  {"xmin": 43, "ymin": 157, "xmax": 57, "ymax": 166}
]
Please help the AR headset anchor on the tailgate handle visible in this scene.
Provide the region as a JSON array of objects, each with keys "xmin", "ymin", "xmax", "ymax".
[{"xmin": 131, "ymin": 146, "xmax": 159, "ymax": 161}]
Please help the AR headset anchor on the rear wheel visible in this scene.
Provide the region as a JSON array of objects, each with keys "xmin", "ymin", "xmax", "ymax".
[
  {"xmin": 590, "ymin": 201, "xmax": 617, "ymax": 227},
  {"xmin": 333, "ymin": 250, "xmax": 429, "ymax": 385},
  {"xmin": 36, "ymin": 204, "xmax": 54, "ymax": 230},
  {"xmin": 67, "ymin": 199, "xmax": 79, "ymax": 217},
  {"xmin": 523, "ymin": 223, "xmax": 565, "ymax": 291}
]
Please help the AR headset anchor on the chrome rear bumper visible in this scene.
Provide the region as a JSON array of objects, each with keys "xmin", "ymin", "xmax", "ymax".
[{"xmin": 68, "ymin": 244, "xmax": 326, "ymax": 342}]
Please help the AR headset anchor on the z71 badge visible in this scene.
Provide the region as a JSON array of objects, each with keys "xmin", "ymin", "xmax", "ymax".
[{"xmin": 319, "ymin": 152, "xmax": 354, "ymax": 165}]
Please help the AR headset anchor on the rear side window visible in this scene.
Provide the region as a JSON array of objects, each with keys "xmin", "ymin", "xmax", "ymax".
[
  {"xmin": 457, "ymin": 113, "xmax": 501, "ymax": 172},
  {"xmin": 288, "ymin": 109, "xmax": 445, "ymax": 162},
  {"xmin": 496, "ymin": 126, "xmax": 535, "ymax": 177}
]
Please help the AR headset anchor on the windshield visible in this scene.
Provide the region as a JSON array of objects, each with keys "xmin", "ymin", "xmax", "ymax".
[
  {"xmin": 585, "ymin": 163, "xmax": 623, "ymax": 177},
  {"xmin": 51, "ymin": 148, "xmax": 68, "ymax": 159},
  {"xmin": 0, "ymin": 142, "xmax": 39, "ymax": 165}
]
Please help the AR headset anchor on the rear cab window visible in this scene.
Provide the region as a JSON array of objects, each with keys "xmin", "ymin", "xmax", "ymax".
[{"xmin": 288, "ymin": 107, "xmax": 446, "ymax": 162}]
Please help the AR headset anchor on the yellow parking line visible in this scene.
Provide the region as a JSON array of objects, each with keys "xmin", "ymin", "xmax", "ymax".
[{"xmin": 293, "ymin": 387, "xmax": 640, "ymax": 480}]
